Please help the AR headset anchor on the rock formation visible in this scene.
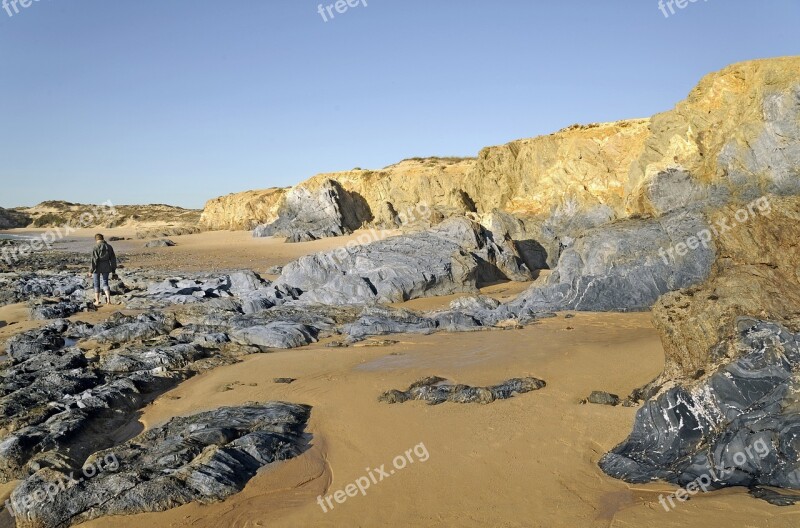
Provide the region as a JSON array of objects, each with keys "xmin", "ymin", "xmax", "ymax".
[
  {"xmin": 0, "ymin": 207, "xmax": 31, "ymax": 229},
  {"xmin": 202, "ymin": 57, "xmax": 800, "ymax": 268},
  {"xmin": 648, "ymin": 194, "xmax": 800, "ymax": 390},
  {"xmin": 2, "ymin": 57, "xmax": 800, "ymax": 523},
  {"xmin": 379, "ymin": 376, "xmax": 546, "ymax": 405},
  {"xmin": 600, "ymin": 319, "xmax": 800, "ymax": 503},
  {"xmin": 8, "ymin": 403, "xmax": 310, "ymax": 528},
  {"xmin": 252, "ymin": 179, "xmax": 370, "ymax": 242},
  {"xmin": 271, "ymin": 217, "xmax": 532, "ymax": 305}
]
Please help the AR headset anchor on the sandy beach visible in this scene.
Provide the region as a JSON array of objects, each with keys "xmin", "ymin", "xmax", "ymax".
[{"xmin": 2, "ymin": 230, "xmax": 798, "ymax": 527}]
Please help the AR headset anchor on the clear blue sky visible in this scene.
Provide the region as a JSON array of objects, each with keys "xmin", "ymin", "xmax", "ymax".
[{"xmin": 0, "ymin": 0, "xmax": 797, "ymax": 209}]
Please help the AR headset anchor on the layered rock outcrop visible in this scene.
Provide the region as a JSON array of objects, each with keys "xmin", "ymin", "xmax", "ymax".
[
  {"xmin": 9, "ymin": 403, "xmax": 310, "ymax": 528},
  {"xmin": 271, "ymin": 217, "xmax": 532, "ymax": 305},
  {"xmin": 600, "ymin": 319, "xmax": 800, "ymax": 504},
  {"xmin": 252, "ymin": 180, "xmax": 370, "ymax": 241}
]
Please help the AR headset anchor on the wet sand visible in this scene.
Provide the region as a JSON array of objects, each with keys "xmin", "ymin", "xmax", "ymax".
[{"xmin": 73, "ymin": 312, "xmax": 799, "ymax": 528}]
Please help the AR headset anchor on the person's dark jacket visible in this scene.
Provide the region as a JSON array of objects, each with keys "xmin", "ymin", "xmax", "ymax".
[{"xmin": 91, "ymin": 241, "xmax": 117, "ymax": 274}]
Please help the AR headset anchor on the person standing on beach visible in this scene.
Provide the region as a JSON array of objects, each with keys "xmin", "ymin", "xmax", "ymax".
[{"xmin": 90, "ymin": 234, "xmax": 117, "ymax": 306}]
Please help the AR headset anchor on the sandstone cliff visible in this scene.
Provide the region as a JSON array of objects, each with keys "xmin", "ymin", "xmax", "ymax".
[
  {"xmin": 200, "ymin": 187, "xmax": 287, "ymax": 230},
  {"xmin": 201, "ymin": 57, "xmax": 800, "ymax": 244}
]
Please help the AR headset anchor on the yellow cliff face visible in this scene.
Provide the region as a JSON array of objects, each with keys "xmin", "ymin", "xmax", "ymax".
[
  {"xmin": 627, "ymin": 56, "xmax": 800, "ymax": 215},
  {"xmin": 200, "ymin": 56, "xmax": 800, "ymax": 231},
  {"xmin": 462, "ymin": 119, "xmax": 651, "ymax": 218},
  {"xmin": 200, "ymin": 187, "xmax": 287, "ymax": 230}
]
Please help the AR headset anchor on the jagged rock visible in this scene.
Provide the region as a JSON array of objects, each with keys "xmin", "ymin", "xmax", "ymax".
[
  {"xmin": 379, "ymin": 376, "xmax": 546, "ymax": 405},
  {"xmin": 600, "ymin": 320, "xmax": 800, "ymax": 500},
  {"xmin": 252, "ymin": 179, "xmax": 368, "ymax": 242},
  {"xmin": 144, "ymin": 239, "xmax": 176, "ymax": 248},
  {"xmin": 29, "ymin": 299, "xmax": 85, "ymax": 320},
  {"xmin": 2, "ymin": 273, "xmax": 88, "ymax": 307},
  {"xmin": 0, "ymin": 301, "xmax": 306, "ymax": 485},
  {"xmin": 226, "ymin": 270, "xmax": 266, "ymax": 295},
  {"xmin": 478, "ymin": 209, "xmax": 551, "ymax": 269},
  {"xmin": 343, "ymin": 306, "xmax": 438, "ymax": 341},
  {"xmin": 7, "ymin": 403, "xmax": 311, "ymax": 528},
  {"xmin": 273, "ymin": 217, "xmax": 531, "ymax": 305},
  {"xmin": 448, "ymin": 295, "xmax": 501, "ymax": 317},
  {"xmin": 98, "ymin": 343, "xmax": 208, "ymax": 373}
]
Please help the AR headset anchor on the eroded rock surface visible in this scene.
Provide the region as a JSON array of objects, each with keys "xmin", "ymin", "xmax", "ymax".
[
  {"xmin": 272, "ymin": 217, "xmax": 531, "ymax": 305},
  {"xmin": 600, "ymin": 320, "xmax": 800, "ymax": 502},
  {"xmin": 253, "ymin": 179, "xmax": 369, "ymax": 242},
  {"xmin": 8, "ymin": 403, "xmax": 311, "ymax": 528},
  {"xmin": 379, "ymin": 376, "xmax": 546, "ymax": 405}
]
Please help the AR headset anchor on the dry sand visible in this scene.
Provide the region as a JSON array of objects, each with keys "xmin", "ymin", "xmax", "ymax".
[
  {"xmin": 1, "ymin": 229, "xmax": 798, "ymax": 527},
  {"xmin": 3, "ymin": 227, "xmax": 406, "ymax": 276}
]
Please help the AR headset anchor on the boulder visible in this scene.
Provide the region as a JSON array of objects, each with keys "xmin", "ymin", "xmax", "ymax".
[
  {"xmin": 498, "ymin": 208, "xmax": 715, "ymax": 316},
  {"xmin": 252, "ymin": 179, "xmax": 369, "ymax": 242},
  {"xmin": 144, "ymin": 239, "xmax": 176, "ymax": 248},
  {"xmin": 600, "ymin": 320, "xmax": 800, "ymax": 503}
]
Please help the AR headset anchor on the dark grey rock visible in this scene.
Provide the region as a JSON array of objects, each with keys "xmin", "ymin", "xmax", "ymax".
[
  {"xmin": 379, "ymin": 376, "xmax": 546, "ymax": 405},
  {"xmin": 230, "ymin": 322, "xmax": 318, "ymax": 349},
  {"xmin": 599, "ymin": 319, "xmax": 800, "ymax": 502},
  {"xmin": 29, "ymin": 299, "xmax": 85, "ymax": 320},
  {"xmin": 7, "ymin": 403, "xmax": 311, "ymax": 528},
  {"xmin": 749, "ymin": 486, "xmax": 800, "ymax": 506},
  {"xmin": 92, "ymin": 313, "xmax": 179, "ymax": 344}
]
